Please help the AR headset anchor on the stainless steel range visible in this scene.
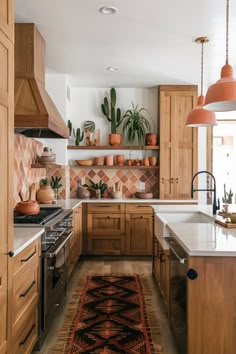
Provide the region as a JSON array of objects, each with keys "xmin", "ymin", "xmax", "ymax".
[{"xmin": 14, "ymin": 207, "xmax": 73, "ymax": 350}]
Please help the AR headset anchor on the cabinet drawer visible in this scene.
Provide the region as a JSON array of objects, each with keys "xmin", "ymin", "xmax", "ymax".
[
  {"xmin": 12, "ymin": 298, "xmax": 38, "ymax": 354},
  {"xmin": 87, "ymin": 236, "xmax": 125, "ymax": 255},
  {"xmin": 126, "ymin": 203, "xmax": 153, "ymax": 214},
  {"xmin": 87, "ymin": 203, "xmax": 125, "ymax": 213},
  {"xmin": 12, "ymin": 264, "xmax": 38, "ymax": 324},
  {"xmin": 87, "ymin": 213, "xmax": 125, "ymax": 235},
  {"xmin": 13, "ymin": 240, "xmax": 39, "ymax": 276}
]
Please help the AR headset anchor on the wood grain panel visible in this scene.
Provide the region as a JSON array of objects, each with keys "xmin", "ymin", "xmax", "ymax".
[
  {"xmin": 0, "ymin": 0, "xmax": 14, "ymax": 42},
  {"xmin": 87, "ymin": 213, "xmax": 125, "ymax": 236},
  {"xmin": 87, "ymin": 236, "xmax": 125, "ymax": 255},
  {"xmin": 126, "ymin": 214, "xmax": 152, "ymax": 255},
  {"xmin": 87, "ymin": 203, "xmax": 125, "ymax": 214}
]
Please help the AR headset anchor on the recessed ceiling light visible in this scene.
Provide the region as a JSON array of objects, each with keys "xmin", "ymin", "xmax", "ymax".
[
  {"xmin": 99, "ymin": 6, "xmax": 118, "ymax": 15},
  {"xmin": 106, "ymin": 66, "xmax": 119, "ymax": 71}
]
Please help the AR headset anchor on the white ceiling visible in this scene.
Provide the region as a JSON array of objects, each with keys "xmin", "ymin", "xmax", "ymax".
[{"xmin": 14, "ymin": 0, "xmax": 236, "ymax": 91}]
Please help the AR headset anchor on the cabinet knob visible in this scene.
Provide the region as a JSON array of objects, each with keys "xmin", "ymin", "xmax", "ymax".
[
  {"xmin": 140, "ymin": 216, "xmax": 143, "ymax": 219},
  {"xmin": 161, "ymin": 178, "xmax": 165, "ymax": 183},
  {"xmin": 107, "ymin": 216, "xmax": 110, "ymax": 219},
  {"xmin": 170, "ymin": 178, "xmax": 174, "ymax": 183},
  {"xmin": 175, "ymin": 178, "xmax": 179, "ymax": 184},
  {"xmin": 187, "ymin": 268, "xmax": 198, "ymax": 280}
]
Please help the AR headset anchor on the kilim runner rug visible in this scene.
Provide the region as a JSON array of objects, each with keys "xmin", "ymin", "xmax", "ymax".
[{"xmin": 50, "ymin": 274, "xmax": 162, "ymax": 354}]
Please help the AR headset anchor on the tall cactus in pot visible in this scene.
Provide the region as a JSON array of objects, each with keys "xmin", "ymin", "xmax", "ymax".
[{"xmin": 101, "ymin": 88, "xmax": 123, "ymax": 145}]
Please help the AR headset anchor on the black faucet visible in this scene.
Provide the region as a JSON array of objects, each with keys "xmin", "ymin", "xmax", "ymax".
[{"xmin": 191, "ymin": 170, "xmax": 219, "ymax": 215}]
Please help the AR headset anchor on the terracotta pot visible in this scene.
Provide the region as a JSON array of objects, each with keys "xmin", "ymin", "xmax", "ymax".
[
  {"xmin": 127, "ymin": 159, "xmax": 133, "ymax": 166},
  {"xmin": 109, "ymin": 133, "xmax": 121, "ymax": 146},
  {"xmin": 143, "ymin": 157, "xmax": 150, "ymax": 166},
  {"xmin": 149, "ymin": 156, "xmax": 157, "ymax": 166},
  {"xmin": 15, "ymin": 200, "xmax": 40, "ymax": 215},
  {"xmin": 95, "ymin": 156, "xmax": 105, "ymax": 166},
  {"xmin": 145, "ymin": 133, "xmax": 157, "ymax": 146},
  {"xmin": 116, "ymin": 154, "xmax": 124, "ymax": 166},
  {"xmin": 37, "ymin": 185, "xmax": 55, "ymax": 204},
  {"xmin": 106, "ymin": 155, "xmax": 114, "ymax": 166}
]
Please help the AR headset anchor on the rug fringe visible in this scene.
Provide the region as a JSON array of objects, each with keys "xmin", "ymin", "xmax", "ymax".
[{"xmin": 49, "ymin": 273, "xmax": 163, "ymax": 354}]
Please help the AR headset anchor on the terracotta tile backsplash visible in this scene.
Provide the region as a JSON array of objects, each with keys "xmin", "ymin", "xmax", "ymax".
[
  {"xmin": 70, "ymin": 167, "xmax": 159, "ymax": 198},
  {"xmin": 14, "ymin": 134, "xmax": 159, "ymax": 204},
  {"xmin": 14, "ymin": 134, "xmax": 46, "ymax": 205}
]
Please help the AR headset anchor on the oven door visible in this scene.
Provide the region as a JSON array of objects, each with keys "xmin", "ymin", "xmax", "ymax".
[
  {"xmin": 166, "ymin": 237, "xmax": 187, "ymax": 354},
  {"xmin": 42, "ymin": 231, "xmax": 72, "ymax": 332}
]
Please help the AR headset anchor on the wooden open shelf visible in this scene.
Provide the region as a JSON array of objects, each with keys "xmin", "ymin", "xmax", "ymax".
[
  {"xmin": 31, "ymin": 163, "xmax": 61, "ymax": 168},
  {"xmin": 67, "ymin": 145, "xmax": 159, "ymax": 150},
  {"xmin": 72, "ymin": 165, "xmax": 159, "ymax": 170}
]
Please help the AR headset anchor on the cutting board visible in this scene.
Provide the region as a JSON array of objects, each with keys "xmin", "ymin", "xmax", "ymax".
[
  {"xmin": 215, "ymin": 216, "xmax": 236, "ymax": 228},
  {"xmin": 29, "ymin": 183, "xmax": 37, "ymax": 201}
]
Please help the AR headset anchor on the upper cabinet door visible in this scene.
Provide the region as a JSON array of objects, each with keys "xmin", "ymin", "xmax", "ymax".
[
  {"xmin": 0, "ymin": 0, "xmax": 14, "ymax": 42},
  {"xmin": 159, "ymin": 85, "xmax": 198, "ymax": 200}
]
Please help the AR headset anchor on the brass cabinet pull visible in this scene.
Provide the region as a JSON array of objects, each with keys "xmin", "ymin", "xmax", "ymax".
[
  {"xmin": 175, "ymin": 178, "xmax": 179, "ymax": 184},
  {"xmin": 107, "ymin": 216, "xmax": 110, "ymax": 218},
  {"xmin": 161, "ymin": 178, "xmax": 165, "ymax": 183},
  {"xmin": 19, "ymin": 324, "xmax": 35, "ymax": 346},
  {"xmin": 170, "ymin": 178, "xmax": 174, "ymax": 183},
  {"xmin": 140, "ymin": 216, "xmax": 143, "ymax": 219},
  {"xmin": 21, "ymin": 250, "xmax": 36, "ymax": 263},
  {"xmin": 20, "ymin": 281, "xmax": 36, "ymax": 297}
]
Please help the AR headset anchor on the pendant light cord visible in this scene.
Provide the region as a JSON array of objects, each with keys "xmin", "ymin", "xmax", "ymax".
[
  {"xmin": 226, "ymin": 0, "xmax": 229, "ymax": 64},
  {"xmin": 201, "ymin": 41, "xmax": 204, "ymax": 96}
]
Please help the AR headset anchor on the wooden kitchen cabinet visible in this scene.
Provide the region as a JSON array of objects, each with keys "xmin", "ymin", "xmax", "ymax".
[
  {"xmin": 159, "ymin": 85, "xmax": 198, "ymax": 199},
  {"xmin": 0, "ymin": 0, "xmax": 14, "ymax": 352},
  {"xmin": 68, "ymin": 205, "xmax": 82, "ymax": 278},
  {"xmin": 187, "ymin": 256, "xmax": 236, "ymax": 354},
  {"xmin": 152, "ymin": 236, "xmax": 169, "ymax": 312},
  {"xmin": 86, "ymin": 203, "xmax": 125, "ymax": 255},
  {"xmin": 10, "ymin": 239, "xmax": 40, "ymax": 354},
  {"xmin": 125, "ymin": 204, "xmax": 153, "ymax": 255}
]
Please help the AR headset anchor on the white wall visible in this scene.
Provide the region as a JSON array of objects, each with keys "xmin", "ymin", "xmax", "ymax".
[{"xmin": 69, "ymin": 87, "xmax": 158, "ymax": 162}]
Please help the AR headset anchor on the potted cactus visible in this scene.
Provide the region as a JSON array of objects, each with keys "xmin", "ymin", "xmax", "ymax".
[
  {"xmin": 101, "ymin": 87, "xmax": 124, "ymax": 146},
  {"xmin": 73, "ymin": 128, "xmax": 84, "ymax": 146}
]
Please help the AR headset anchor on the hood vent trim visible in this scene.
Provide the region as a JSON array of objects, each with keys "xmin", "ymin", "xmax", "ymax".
[{"xmin": 14, "ymin": 23, "xmax": 69, "ymax": 139}]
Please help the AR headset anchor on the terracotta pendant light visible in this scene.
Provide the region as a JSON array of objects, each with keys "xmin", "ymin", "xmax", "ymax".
[
  {"xmin": 186, "ymin": 37, "xmax": 217, "ymax": 127},
  {"xmin": 205, "ymin": 0, "xmax": 236, "ymax": 111}
]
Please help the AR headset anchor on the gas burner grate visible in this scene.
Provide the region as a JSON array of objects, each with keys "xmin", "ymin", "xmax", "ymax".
[{"xmin": 14, "ymin": 207, "xmax": 63, "ymax": 225}]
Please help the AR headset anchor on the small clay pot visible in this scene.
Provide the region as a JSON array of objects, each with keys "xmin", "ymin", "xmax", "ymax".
[
  {"xmin": 109, "ymin": 134, "xmax": 121, "ymax": 146},
  {"xmin": 106, "ymin": 155, "xmax": 114, "ymax": 166},
  {"xmin": 143, "ymin": 157, "xmax": 150, "ymax": 166},
  {"xmin": 145, "ymin": 133, "xmax": 157, "ymax": 146},
  {"xmin": 95, "ymin": 156, "xmax": 105, "ymax": 166},
  {"xmin": 116, "ymin": 155, "xmax": 124, "ymax": 166},
  {"xmin": 127, "ymin": 159, "xmax": 132, "ymax": 166},
  {"xmin": 149, "ymin": 156, "xmax": 157, "ymax": 166}
]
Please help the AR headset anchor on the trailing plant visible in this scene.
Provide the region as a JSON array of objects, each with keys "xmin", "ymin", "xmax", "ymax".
[
  {"xmin": 40, "ymin": 177, "xmax": 51, "ymax": 186},
  {"xmin": 222, "ymin": 183, "xmax": 233, "ymax": 204},
  {"xmin": 122, "ymin": 102, "xmax": 152, "ymax": 145},
  {"xmin": 84, "ymin": 179, "xmax": 107, "ymax": 196},
  {"xmin": 73, "ymin": 128, "xmax": 84, "ymax": 145},
  {"xmin": 67, "ymin": 119, "xmax": 72, "ymax": 136},
  {"xmin": 101, "ymin": 87, "xmax": 124, "ymax": 134},
  {"xmin": 51, "ymin": 176, "xmax": 62, "ymax": 191}
]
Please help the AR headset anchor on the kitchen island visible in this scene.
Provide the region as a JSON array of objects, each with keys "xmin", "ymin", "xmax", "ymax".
[{"xmin": 153, "ymin": 207, "xmax": 236, "ymax": 354}]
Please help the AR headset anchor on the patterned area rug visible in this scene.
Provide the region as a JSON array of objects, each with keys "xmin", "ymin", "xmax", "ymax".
[{"xmin": 50, "ymin": 274, "xmax": 162, "ymax": 354}]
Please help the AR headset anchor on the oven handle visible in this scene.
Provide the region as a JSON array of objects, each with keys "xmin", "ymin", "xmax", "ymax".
[
  {"xmin": 167, "ymin": 242, "xmax": 187, "ymax": 264},
  {"xmin": 47, "ymin": 231, "xmax": 73, "ymax": 258}
]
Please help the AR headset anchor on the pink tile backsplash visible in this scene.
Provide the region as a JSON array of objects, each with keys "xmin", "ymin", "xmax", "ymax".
[
  {"xmin": 70, "ymin": 167, "xmax": 159, "ymax": 198},
  {"xmin": 14, "ymin": 134, "xmax": 46, "ymax": 205},
  {"xmin": 14, "ymin": 134, "xmax": 159, "ymax": 203}
]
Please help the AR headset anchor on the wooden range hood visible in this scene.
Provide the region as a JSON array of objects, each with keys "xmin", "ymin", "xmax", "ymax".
[{"xmin": 14, "ymin": 23, "xmax": 69, "ymax": 139}]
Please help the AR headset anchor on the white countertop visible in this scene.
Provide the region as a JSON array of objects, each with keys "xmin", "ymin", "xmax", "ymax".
[
  {"xmin": 13, "ymin": 227, "xmax": 44, "ymax": 256},
  {"xmin": 167, "ymin": 223, "xmax": 236, "ymax": 256},
  {"xmin": 43, "ymin": 198, "xmax": 197, "ymax": 209}
]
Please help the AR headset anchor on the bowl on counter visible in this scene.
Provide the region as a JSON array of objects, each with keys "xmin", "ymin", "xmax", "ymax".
[
  {"xmin": 76, "ymin": 159, "xmax": 94, "ymax": 166},
  {"xmin": 134, "ymin": 191, "xmax": 153, "ymax": 199}
]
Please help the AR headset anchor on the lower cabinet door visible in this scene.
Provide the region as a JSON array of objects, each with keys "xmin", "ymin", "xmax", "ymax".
[
  {"xmin": 87, "ymin": 236, "xmax": 125, "ymax": 255},
  {"xmin": 12, "ymin": 299, "xmax": 38, "ymax": 354},
  {"xmin": 126, "ymin": 214, "xmax": 153, "ymax": 255}
]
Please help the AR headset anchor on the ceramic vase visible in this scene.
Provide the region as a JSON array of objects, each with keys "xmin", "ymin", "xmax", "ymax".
[
  {"xmin": 37, "ymin": 185, "xmax": 55, "ymax": 204},
  {"xmin": 116, "ymin": 154, "xmax": 124, "ymax": 166},
  {"xmin": 109, "ymin": 133, "xmax": 121, "ymax": 146},
  {"xmin": 145, "ymin": 133, "xmax": 157, "ymax": 146},
  {"xmin": 106, "ymin": 155, "xmax": 114, "ymax": 166},
  {"xmin": 149, "ymin": 156, "xmax": 157, "ymax": 166}
]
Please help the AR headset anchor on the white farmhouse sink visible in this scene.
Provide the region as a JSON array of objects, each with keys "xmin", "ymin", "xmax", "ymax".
[
  {"xmin": 154, "ymin": 211, "xmax": 215, "ymax": 246},
  {"xmin": 156, "ymin": 211, "xmax": 215, "ymax": 225}
]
